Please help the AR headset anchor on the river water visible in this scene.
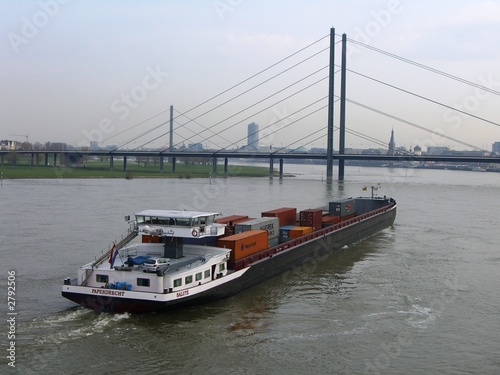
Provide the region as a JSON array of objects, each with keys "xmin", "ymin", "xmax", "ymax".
[{"xmin": 0, "ymin": 165, "xmax": 499, "ymax": 374}]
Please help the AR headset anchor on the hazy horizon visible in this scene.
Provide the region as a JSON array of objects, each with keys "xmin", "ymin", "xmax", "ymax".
[{"xmin": 2, "ymin": 1, "xmax": 500, "ymax": 152}]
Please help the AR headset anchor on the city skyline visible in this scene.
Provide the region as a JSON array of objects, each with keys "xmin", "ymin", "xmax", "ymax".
[{"xmin": 2, "ymin": 126, "xmax": 499, "ymax": 156}]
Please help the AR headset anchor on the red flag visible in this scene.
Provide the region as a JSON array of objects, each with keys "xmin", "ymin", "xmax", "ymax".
[{"xmin": 108, "ymin": 243, "xmax": 116, "ymax": 266}]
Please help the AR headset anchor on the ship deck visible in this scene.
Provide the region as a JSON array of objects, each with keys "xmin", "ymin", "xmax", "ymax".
[{"xmin": 86, "ymin": 244, "xmax": 229, "ymax": 278}]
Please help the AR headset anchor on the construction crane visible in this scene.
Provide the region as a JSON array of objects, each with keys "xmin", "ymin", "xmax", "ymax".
[{"xmin": 8, "ymin": 134, "xmax": 29, "ymax": 142}]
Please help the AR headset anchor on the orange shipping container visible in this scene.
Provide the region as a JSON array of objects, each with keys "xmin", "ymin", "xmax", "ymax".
[
  {"xmin": 288, "ymin": 226, "xmax": 313, "ymax": 239},
  {"xmin": 261, "ymin": 207, "xmax": 297, "ymax": 226},
  {"xmin": 322, "ymin": 215, "xmax": 341, "ymax": 226},
  {"xmin": 215, "ymin": 215, "xmax": 249, "ymax": 225},
  {"xmin": 216, "ymin": 230, "xmax": 268, "ymax": 261}
]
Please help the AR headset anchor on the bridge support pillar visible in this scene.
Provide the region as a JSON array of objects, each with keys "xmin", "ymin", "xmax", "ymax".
[
  {"xmin": 53, "ymin": 153, "xmax": 57, "ymax": 167},
  {"xmin": 109, "ymin": 156, "xmax": 114, "ymax": 171},
  {"xmin": 160, "ymin": 156, "xmax": 164, "ymax": 172},
  {"xmin": 338, "ymin": 33, "xmax": 347, "ymax": 181},
  {"xmin": 224, "ymin": 158, "xmax": 228, "ymax": 176},
  {"xmin": 172, "ymin": 157, "xmax": 176, "ymax": 173},
  {"xmin": 123, "ymin": 156, "xmax": 127, "ymax": 171},
  {"xmin": 279, "ymin": 158, "xmax": 284, "ymax": 178},
  {"xmin": 212, "ymin": 157, "xmax": 217, "ymax": 174},
  {"xmin": 269, "ymin": 158, "xmax": 274, "ymax": 178},
  {"xmin": 326, "ymin": 27, "xmax": 336, "ymax": 180},
  {"xmin": 31, "ymin": 153, "xmax": 35, "ymax": 167},
  {"xmin": 44, "ymin": 153, "xmax": 49, "ymax": 166}
]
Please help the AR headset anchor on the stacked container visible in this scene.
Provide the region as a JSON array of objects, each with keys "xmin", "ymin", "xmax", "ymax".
[
  {"xmin": 215, "ymin": 215, "xmax": 249, "ymax": 225},
  {"xmin": 299, "ymin": 209, "xmax": 323, "ymax": 231},
  {"xmin": 216, "ymin": 215, "xmax": 253, "ymax": 236},
  {"xmin": 216, "ymin": 230, "xmax": 269, "ymax": 261},
  {"xmin": 279, "ymin": 225, "xmax": 297, "ymax": 243},
  {"xmin": 261, "ymin": 207, "xmax": 297, "ymax": 226},
  {"xmin": 288, "ymin": 226, "xmax": 313, "ymax": 239},
  {"xmin": 235, "ymin": 217, "xmax": 279, "ymax": 244},
  {"xmin": 329, "ymin": 198, "xmax": 356, "ymax": 220}
]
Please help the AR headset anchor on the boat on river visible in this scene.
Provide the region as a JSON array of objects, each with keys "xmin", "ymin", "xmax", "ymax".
[{"xmin": 62, "ymin": 196, "xmax": 396, "ymax": 313}]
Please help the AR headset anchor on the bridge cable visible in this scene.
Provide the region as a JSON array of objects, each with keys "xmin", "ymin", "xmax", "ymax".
[
  {"xmin": 117, "ymin": 54, "xmax": 330, "ymax": 151},
  {"xmin": 173, "ymin": 68, "xmax": 330, "ymax": 150},
  {"xmin": 130, "ymin": 54, "xmax": 331, "ymax": 151},
  {"xmin": 342, "ymin": 96, "xmax": 484, "ymax": 151},
  {"xmin": 343, "ymin": 67, "xmax": 500, "ymax": 128},
  {"xmin": 171, "ymin": 109, "xmax": 234, "ymax": 148},
  {"xmin": 347, "ymin": 39, "xmax": 500, "ymax": 96},
  {"xmin": 110, "ymin": 35, "xmax": 332, "ymax": 150},
  {"xmin": 271, "ymin": 127, "xmax": 330, "ymax": 154},
  {"xmin": 221, "ymin": 99, "xmax": 331, "ymax": 153},
  {"xmin": 134, "ymin": 73, "xmax": 332, "ymax": 151}
]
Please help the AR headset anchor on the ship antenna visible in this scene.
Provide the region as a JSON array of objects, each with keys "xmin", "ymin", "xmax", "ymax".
[{"xmin": 362, "ymin": 183, "xmax": 381, "ymax": 198}]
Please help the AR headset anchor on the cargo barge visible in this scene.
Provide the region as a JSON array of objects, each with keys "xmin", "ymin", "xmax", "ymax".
[{"xmin": 62, "ymin": 196, "xmax": 396, "ymax": 313}]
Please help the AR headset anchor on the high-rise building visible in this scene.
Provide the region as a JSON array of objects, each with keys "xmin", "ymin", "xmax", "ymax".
[
  {"xmin": 387, "ymin": 129, "xmax": 395, "ymax": 155},
  {"xmin": 247, "ymin": 122, "xmax": 259, "ymax": 150},
  {"xmin": 493, "ymin": 142, "xmax": 500, "ymax": 154}
]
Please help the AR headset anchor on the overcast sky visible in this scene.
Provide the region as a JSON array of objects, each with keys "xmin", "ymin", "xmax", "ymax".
[{"xmin": 2, "ymin": 0, "xmax": 500, "ymax": 151}]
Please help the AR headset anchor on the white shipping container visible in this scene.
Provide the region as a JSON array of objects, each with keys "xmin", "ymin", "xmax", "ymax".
[{"xmin": 235, "ymin": 217, "xmax": 279, "ymax": 239}]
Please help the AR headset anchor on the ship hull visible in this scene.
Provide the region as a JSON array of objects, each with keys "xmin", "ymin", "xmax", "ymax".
[
  {"xmin": 62, "ymin": 280, "xmax": 241, "ymax": 314},
  {"xmin": 62, "ymin": 202, "xmax": 396, "ymax": 313},
  {"xmin": 238, "ymin": 203, "xmax": 396, "ymax": 290}
]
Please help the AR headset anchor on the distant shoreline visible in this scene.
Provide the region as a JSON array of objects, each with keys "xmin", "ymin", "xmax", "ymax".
[{"xmin": 0, "ymin": 164, "xmax": 273, "ymax": 179}]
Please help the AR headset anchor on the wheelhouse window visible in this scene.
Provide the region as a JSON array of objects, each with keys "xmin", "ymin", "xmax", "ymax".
[
  {"xmin": 96, "ymin": 274, "xmax": 108, "ymax": 283},
  {"xmin": 173, "ymin": 278, "xmax": 182, "ymax": 287},
  {"xmin": 195, "ymin": 272, "xmax": 202, "ymax": 281},
  {"xmin": 176, "ymin": 218, "xmax": 192, "ymax": 227},
  {"xmin": 137, "ymin": 278, "xmax": 150, "ymax": 287},
  {"xmin": 136, "ymin": 216, "xmax": 153, "ymax": 224},
  {"xmin": 219, "ymin": 263, "xmax": 226, "ymax": 272},
  {"xmin": 204, "ymin": 269, "xmax": 211, "ymax": 279},
  {"xmin": 185, "ymin": 275, "xmax": 193, "ymax": 284}
]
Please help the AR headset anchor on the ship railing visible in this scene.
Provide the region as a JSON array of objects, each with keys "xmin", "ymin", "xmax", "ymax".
[
  {"xmin": 91, "ymin": 224, "xmax": 138, "ymax": 269},
  {"xmin": 81, "ymin": 268, "xmax": 93, "ymax": 286},
  {"xmin": 229, "ymin": 201, "xmax": 396, "ymax": 271}
]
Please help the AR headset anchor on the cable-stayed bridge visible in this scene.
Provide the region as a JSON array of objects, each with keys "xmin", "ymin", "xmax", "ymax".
[
  {"xmin": 3, "ymin": 147, "xmax": 500, "ymax": 178},
  {"xmin": 3, "ymin": 28, "xmax": 500, "ymax": 178}
]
